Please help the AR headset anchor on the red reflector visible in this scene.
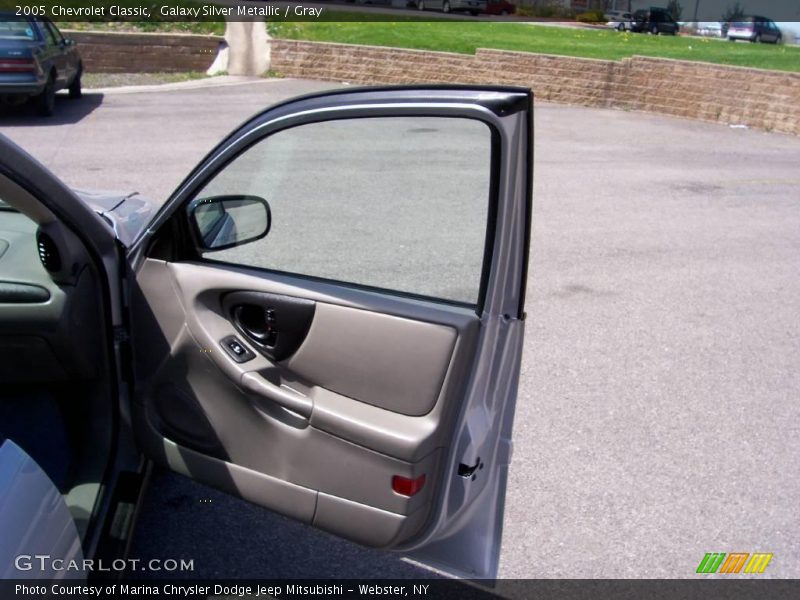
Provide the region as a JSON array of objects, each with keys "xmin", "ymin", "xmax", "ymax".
[{"xmin": 392, "ymin": 474, "xmax": 426, "ymax": 497}]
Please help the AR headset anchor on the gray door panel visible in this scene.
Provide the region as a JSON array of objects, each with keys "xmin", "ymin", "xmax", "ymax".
[
  {"xmin": 132, "ymin": 258, "xmax": 467, "ymax": 547},
  {"xmin": 285, "ymin": 302, "xmax": 457, "ymax": 417}
]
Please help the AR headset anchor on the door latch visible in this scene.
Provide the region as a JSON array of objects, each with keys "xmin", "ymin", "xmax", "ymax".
[{"xmin": 457, "ymin": 457, "xmax": 483, "ymax": 480}]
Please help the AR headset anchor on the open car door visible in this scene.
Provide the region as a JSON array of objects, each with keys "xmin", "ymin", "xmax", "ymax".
[{"xmin": 127, "ymin": 86, "xmax": 532, "ymax": 578}]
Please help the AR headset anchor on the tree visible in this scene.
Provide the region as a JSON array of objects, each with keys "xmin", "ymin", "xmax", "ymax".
[
  {"xmin": 721, "ymin": 1, "xmax": 745, "ymax": 22},
  {"xmin": 667, "ymin": 0, "xmax": 683, "ymax": 21}
]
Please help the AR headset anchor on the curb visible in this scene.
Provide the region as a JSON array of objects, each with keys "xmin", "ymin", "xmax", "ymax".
[{"xmin": 84, "ymin": 75, "xmax": 287, "ymax": 94}]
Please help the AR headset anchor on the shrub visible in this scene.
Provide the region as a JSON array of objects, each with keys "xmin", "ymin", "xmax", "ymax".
[
  {"xmin": 516, "ymin": 3, "xmax": 575, "ymax": 19},
  {"xmin": 576, "ymin": 9, "xmax": 605, "ymax": 23}
]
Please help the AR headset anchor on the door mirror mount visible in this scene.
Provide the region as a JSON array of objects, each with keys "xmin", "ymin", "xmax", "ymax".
[{"xmin": 188, "ymin": 195, "xmax": 271, "ymax": 251}]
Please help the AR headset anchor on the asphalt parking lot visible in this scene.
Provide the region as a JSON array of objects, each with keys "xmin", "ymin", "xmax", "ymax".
[{"xmin": 1, "ymin": 77, "xmax": 798, "ymax": 580}]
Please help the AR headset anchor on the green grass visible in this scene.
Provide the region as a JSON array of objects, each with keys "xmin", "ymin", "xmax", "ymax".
[
  {"xmin": 270, "ymin": 15, "xmax": 800, "ymax": 73},
  {"xmin": 58, "ymin": 20, "xmax": 225, "ymax": 35}
]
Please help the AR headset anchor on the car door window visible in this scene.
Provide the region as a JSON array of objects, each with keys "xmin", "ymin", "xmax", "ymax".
[
  {"xmin": 44, "ymin": 21, "xmax": 63, "ymax": 44},
  {"xmin": 189, "ymin": 116, "xmax": 493, "ymax": 305},
  {"xmin": 39, "ymin": 20, "xmax": 58, "ymax": 46}
]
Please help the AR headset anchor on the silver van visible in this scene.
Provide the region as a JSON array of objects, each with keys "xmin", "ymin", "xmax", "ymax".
[{"xmin": 413, "ymin": 0, "xmax": 487, "ymax": 16}]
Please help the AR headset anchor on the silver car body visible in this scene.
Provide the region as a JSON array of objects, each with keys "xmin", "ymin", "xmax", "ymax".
[{"xmin": 415, "ymin": 0, "xmax": 487, "ymax": 14}]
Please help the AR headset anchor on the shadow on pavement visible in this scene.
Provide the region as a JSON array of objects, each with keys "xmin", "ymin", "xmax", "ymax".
[
  {"xmin": 0, "ymin": 92, "xmax": 103, "ymax": 126},
  {"xmin": 128, "ymin": 467, "xmax": 444, "ymax": 579}
]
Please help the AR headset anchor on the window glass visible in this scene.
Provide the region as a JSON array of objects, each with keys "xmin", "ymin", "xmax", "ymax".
[
  {"xmin": 44, "ymin": 21, "xmax": 63, "ymax": 44},
  {"xmin": 191, "ymin": 116, "xmax": 493, "ymax": 304},
  {"xmin": 40, "ymin": 20, "xmax": 58, "ymax": 46},
  {"xmin": 0, "ymin": 18, "xmax": 37, "ymax": 40}
]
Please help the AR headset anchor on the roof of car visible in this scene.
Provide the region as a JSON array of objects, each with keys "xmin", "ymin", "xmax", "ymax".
[{"xmin": 0, "ymin": 12, "xmax": 37, "ymax": 23}]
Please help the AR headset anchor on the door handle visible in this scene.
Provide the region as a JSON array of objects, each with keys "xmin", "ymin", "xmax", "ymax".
[
  {"xmin": 240, "ymin": 371, "xmax": 313, "ymax": 419},
  {"xmin": 223, "ymin": 292, "xmax": 315, "ymax": 362},
  {"xmin": 233, "ymin": 305, "xmax": 277, "ymax": 347}
]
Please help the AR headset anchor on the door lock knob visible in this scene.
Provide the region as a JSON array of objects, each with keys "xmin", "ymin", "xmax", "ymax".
[{"xmin": 265, "ymin": 309, "xmax": 278, "ymax": 346}]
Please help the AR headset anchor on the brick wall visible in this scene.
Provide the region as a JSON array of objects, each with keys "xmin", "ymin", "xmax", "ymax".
[
  {"xmin": 270, "ymin": 40, "xmax": 800, "ymax": 135},
  {"xmin": 64, "ymin": 30, "xmax": 222, "ymax": 74}
]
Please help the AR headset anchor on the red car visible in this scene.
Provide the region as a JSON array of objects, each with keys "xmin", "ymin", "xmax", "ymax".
[{"xmin": 483, "ymin": 0, "xmax": 516, "ymax": 15}]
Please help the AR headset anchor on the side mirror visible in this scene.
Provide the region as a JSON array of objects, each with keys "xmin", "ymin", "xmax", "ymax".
[{"xmin": 188, "ymin": 195, "xmax": 271, "ymax": 251}]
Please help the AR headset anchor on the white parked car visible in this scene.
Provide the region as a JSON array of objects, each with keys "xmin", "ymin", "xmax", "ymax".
[
  {"xmin": 606, "ymin": 10, "xmax": 633, "ymax": 31},
  {"xmin": 696, "ymin": 21, "xmax": 725, "ymax": 37}
]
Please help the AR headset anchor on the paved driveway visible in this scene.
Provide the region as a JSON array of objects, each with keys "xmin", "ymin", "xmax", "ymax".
[{"xmin": 2, "ymin": 77, "xmax": 798, "ymax": 580}]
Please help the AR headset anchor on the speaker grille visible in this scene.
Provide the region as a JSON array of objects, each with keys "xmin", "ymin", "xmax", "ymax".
[{"xmin": 36, "ymin": 232, "xmax": 61, "ymax": 272}]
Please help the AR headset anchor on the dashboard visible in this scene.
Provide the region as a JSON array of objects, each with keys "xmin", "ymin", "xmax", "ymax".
[{"xmin": 0, "ymin": 207, "xmax": 102, "ymax": 383}]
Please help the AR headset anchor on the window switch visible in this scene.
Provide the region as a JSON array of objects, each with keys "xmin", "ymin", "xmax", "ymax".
[{"xmin": 221, "ymin": 335, "xmax": 255, "ymax": 363}]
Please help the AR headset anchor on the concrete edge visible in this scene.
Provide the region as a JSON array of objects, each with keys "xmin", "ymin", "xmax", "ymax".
[{"xmin": 84, "ymin": 75, "xmax": 289, "ymax": 94}]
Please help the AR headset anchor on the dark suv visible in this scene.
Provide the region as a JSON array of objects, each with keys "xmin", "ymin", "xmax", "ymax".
[{"xmin": 630, "ymin": 9, "xmax": 680, "ymax": 35}]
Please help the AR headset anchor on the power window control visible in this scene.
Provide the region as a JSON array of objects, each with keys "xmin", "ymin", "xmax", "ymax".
[{"xmin": 221, "ymin": 335, "xmax": 255, "ymax": 363}]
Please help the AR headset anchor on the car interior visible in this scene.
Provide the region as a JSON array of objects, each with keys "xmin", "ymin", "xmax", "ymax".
[{"xmin": 0, "ymin": 175, "xmax": 115, "ymax": 543}]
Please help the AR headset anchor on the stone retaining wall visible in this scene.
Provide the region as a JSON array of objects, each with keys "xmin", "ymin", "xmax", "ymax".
[
  {"xmin": 270, "ymin": 39, "xmax": 800, "ymax": 135},
  {"xmin": 64, "ymin": 30, "xmax": 222, "ymax": 73}
]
